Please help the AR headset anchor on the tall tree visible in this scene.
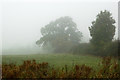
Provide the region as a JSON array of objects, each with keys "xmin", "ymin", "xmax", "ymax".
[
  {"xmin": 89, "ymin": 10, "xmax": 116, "ymax": 46},
  {"xmin": 36, "ymin": 16, "xmax": 82, "ymax": 53}
]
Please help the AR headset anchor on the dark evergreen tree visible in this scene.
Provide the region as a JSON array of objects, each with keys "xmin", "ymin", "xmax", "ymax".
[{"xmin": 89, "ymin": 10, "xmax": 116, "ymax": 46}]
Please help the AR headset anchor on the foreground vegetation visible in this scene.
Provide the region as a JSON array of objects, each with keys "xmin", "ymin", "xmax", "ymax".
[{"xmin": 2, "ymin": 57, "xmax": 120, "ymax": 78}]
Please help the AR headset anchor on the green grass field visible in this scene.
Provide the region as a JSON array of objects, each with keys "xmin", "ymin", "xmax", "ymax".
[{"xmin": 2, "ymin": 53, "xmax": 103, "ymax": 70}]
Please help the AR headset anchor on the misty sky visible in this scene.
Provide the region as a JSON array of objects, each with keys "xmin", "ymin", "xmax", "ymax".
[{"xmin": 0, "ymin": 0, "xmax": 118, "ymax": 54}]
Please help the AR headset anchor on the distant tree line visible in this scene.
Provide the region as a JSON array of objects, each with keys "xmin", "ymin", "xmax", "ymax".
[{"xmin": 36, "ymin": 10, "xmax": 119, "ymax": 57}]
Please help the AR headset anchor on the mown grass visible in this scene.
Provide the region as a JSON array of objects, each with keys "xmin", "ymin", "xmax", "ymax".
[{"xmin": 2, "ymin": 53, "xmax": 102, "ymax": 70}]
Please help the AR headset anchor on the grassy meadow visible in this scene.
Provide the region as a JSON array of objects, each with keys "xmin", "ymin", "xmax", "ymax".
[{"xmin": 2, "ymin": 53, "xmax": 103, "ymax": 70}]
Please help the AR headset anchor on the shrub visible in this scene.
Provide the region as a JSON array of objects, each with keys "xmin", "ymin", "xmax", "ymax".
[
  {"xmin": 71, "ymin": 40, "xmax": 119, "ymax": 57},
  {"xmin": 2, "ymin": 57, "xmax": 120, "ymax": 78}
]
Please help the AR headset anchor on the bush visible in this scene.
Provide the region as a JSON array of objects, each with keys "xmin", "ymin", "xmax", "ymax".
[
  {"xmin": 2, "ymin": 57, "xmax": 120, "ymax": 78},
  {"xmin": 71, "ymin": 40, "xmax": 119, "ymax": 57},
  {"xmin": 70, "ymin": 43, "xmax": 91, "ymax": 54}
]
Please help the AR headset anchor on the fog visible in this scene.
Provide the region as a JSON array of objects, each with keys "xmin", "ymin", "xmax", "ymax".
[{"xmin": 0, "ymin": 0, "xmax": 118, "ymax": 55}]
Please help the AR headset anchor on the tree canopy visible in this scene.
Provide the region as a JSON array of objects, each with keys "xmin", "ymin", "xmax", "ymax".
[
  {"xmin": 89, "ymin": 10, "xmax": 116, "ymax": 46},
  {"xmin": 36, "ymin": 16, "xmax": 82, "ymax": 53}
]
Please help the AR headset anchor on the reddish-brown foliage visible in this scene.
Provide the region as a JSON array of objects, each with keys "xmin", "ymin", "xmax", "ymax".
[{"xmin": 2, "ymin": 57, "xmax": 120, "ymax": 79}]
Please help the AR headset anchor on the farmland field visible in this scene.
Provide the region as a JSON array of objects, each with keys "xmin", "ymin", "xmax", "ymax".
[
  {"xmin": 2, "ymin": 53, "xmax": 120, "ymax": 78},
  {"xmin": 2, "ymin": 53, "xmax": 103, "ymax": 70}
]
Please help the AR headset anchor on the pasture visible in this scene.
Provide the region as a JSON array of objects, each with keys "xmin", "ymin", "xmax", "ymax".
[{"xmin": 2, "ymin": 53, "xmax": 102, "ymax": 70}]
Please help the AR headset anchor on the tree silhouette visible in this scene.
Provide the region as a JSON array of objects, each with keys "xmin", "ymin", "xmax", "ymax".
[
  {"xmin": 36, "ymin": 16, "xmax": 82, "ymax": 53},
  {"xmin": 89, "ymin": 10, "xmax": 116, "ymax": 46}
]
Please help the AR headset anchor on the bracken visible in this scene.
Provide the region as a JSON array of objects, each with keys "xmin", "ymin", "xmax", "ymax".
[{"xmin": 2, "ymin": 57, "xmax": 120, "ymax": 78}]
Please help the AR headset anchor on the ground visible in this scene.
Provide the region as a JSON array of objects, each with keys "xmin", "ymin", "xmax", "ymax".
[{"xmin": 2, "ymin": 53, "xmax": 103, "ymax": 70}]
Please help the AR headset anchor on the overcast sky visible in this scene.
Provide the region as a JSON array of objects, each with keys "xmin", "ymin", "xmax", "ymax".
[{"xmin": 0, "ymin": 0, "xmax": 119, "ymax": 54}]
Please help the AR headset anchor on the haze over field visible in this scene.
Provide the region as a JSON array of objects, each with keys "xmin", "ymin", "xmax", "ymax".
[{"xmin": 0, "ymin": 0, "xmax": 118, "ymax": 55}]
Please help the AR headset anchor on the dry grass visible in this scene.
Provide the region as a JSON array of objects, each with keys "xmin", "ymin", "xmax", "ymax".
[{"xmin": 2, "ymin": 57, "xmax": 120, "ymax": 79}]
